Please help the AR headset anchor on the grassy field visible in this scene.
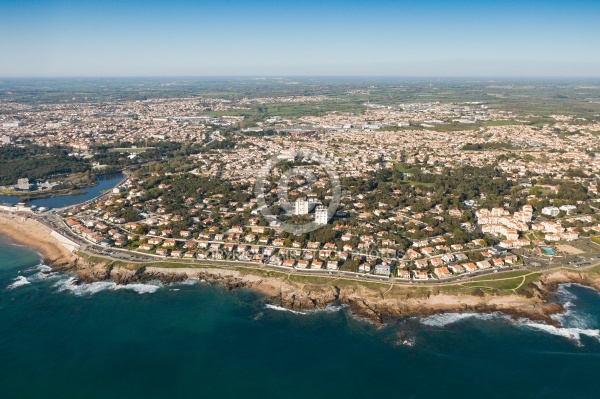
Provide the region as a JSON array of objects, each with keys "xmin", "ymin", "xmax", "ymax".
[
  {"xmin": 394, "ymin": 163, "xmax": 420, "ymax": 173},
  {"xmin": 109, "ymin": 147, "xmax": 151, "ymax": 153},
  {"xmin": 463, "ymin": 277, "xmax": 524, "ymax": 291},
  {"xmin": 466, "ymin": 270, "xmax": 530, "ymax": 282},
  {"xmin": 460, "ymin": 270, "xmax": 542, "ymax": 292},
  {"xmin": 402, "ymin": 180, "xmax": 435, "ymax": 188}
]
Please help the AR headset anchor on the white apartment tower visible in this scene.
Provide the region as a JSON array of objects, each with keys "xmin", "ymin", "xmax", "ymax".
[
  {"xmin": 315, "ymin": 205, "xmax": 329, "ymax": 225},
  {"xmin": 294, "ymin": 199, "xmax": 309, "ymax": 215}
]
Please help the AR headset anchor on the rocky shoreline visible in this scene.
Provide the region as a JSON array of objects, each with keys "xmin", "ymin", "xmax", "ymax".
[
  {"xmin": 59, "ymin": 256, "xmax": 599, "ymax": 326},
  {"xmin": 2, "ymin": 212, "xmax": 598, "ymax": 326}
]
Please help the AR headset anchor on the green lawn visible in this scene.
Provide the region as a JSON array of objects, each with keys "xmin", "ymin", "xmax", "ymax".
[
  {"xmin": 462, "ymin": 277, "xmax": 524, "ymax": 290},
  {"xmin": 403, "ymin": 180, "xmax": 435, "ymax": 187},
  {"xmin": 467, "ymin": 270, "xmax": 530, "ymax": 282},
  {"xmin": 394, "ymin": 163, "xmax": 420, "ymax": 173},
  {"xmin": 109, "ymin": 147, "xmax": 151, "ymax": 153}
]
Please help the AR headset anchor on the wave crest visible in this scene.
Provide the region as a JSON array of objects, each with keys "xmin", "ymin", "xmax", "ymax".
[
  {"xmin": 7, "ymin": 276, "xmax": 30, "ymax": 290},
  {"xmin": 521, "ymin": 322, "xmax": 600, "ymax": 345},
  {"xmin": 53, "ymin": 277, "xmax": 162, "ymax": 296},
  {"xmin": 419, "ymin": 312, "xmax": 506, "ymax": 327},
  {"xmin": 265, "ymin": 303, "xmax": 347, "ymax": 315}
]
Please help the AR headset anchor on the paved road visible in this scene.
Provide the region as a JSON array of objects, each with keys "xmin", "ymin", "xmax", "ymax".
[
  {"xmin": 20, "ymin": 202, "xmax": 600, "ymax": 289},
  {"xmin": 28, "ymin": 213, "xmax": 548, "ymax": 287}
]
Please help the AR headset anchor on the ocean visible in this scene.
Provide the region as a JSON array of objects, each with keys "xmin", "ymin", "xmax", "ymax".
[{"xmin": 1, "ymin": 236, "xmax": 599, "ymax": 399}]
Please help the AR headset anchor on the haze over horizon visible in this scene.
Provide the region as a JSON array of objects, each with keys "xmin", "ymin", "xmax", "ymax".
[{"xmin": 2, "ymin": 0, "xmax": 600, "ymax": 78}]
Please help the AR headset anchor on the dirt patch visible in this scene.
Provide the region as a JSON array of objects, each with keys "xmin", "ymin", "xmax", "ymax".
[{"xmin": 555, "ymin": 244, "xmax": 584, "ymax": 255}]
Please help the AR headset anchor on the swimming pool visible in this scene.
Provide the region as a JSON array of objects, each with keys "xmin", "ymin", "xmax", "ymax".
[{"xmin": 542, "ymin": 247, "xmax": 556, "ymax": 256}]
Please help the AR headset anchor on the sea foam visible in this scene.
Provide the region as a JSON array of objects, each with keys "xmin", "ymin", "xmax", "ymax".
[
  {"xmin": 53, "ymin": 277, "xmax": 162, "ymax": 296},
  {"xmin": 417, "ymin": 284, "xmax": 600, "ymax": 346},
  {"xmin": 551, "ymin": 302, "xmax": 596, "ymax": 331},
  {"xmin": 7, "ymin": 276, "xmax": 31, "ymax": 290},
  {"xmin": 28, "ymin": 264, "xmax": 60, "ymax": 282},
  {"xmin": 172, "ymin": 278, "xmax": 199, "ymax": 286},
  {"xmin": 265, "ymin": 303, "xmax": 347, "ymax": 315},
  {"xmin": 265, "ymin": 304, "xmax": 308, "ymax": 315},
  {"xmin": 418, "ymin": 312, "xmax": 506, "ymax": 327},
  {"xmin": 113, "ymin": 282, "xmax": 162, "ymax": 294},
  {"xmin": 521, "ymin": 322, "xmax": 600, "ymax": 345}
]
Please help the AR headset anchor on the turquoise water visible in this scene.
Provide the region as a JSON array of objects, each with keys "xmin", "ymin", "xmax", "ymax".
[
  {"xmin": 543, "ymin": 247, "xmax": 557, "ymax": 256},
  {"xmin": 1, "ymin": 236, "xmax": 600, "ymax": 399},
  {"xmin": 0, "ymin": 173, "xmax": 123, "ymax": 209}
]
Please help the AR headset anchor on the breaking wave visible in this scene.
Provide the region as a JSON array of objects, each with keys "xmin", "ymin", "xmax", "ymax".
[
  {"xmin": 419, "ymin": 312, "xmax": 507, "ymax": 327},
  {"xmin": 172, "ymin": 278, "xmax": 199, "ymax": 286},
  {"xmin": 27, "ymin": 264, "xmax": 60, "ymax": 282},
  {"xmin": 551, "ymin": 301, "xmax": 595, "ymax": 330},
  {"xmin": 418, "ymin": 283, "xmax": 600, "ymax": 346},
  {"xmin": 7, "ymin": 276, "xmax": 31, "ymax": 290},
  {"xmin": 520, "ymin": 322, "xmax": 600, "ymax": 345},
  {"xmin": 265, "ymin": 303, "xmax": 347, "ymax": 315},
  {"xmin": 53, "ymin": 277, "xmax": 162, "ymax": 296},
  {"xmin": 316, "ymin": 304, "xmax": 348, "ymax": 313},
  {"xmin": 265, "ymin": 304, "xmax": 309, "ymax": 315}
]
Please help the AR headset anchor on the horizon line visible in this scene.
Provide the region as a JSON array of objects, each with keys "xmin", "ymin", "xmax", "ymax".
[{"xmin": 2, "ymin": 75, "xmax": 600, "ymax": 80}]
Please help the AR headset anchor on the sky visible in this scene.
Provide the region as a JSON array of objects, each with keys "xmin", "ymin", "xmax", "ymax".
[{"xmin": 1, "ymin": 0, "xmax": 600, "ymax": 77}]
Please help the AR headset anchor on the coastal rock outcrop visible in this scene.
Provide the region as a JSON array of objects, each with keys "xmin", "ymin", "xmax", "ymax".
[{"xmin": 43, "ymin": 253, "xmax": 600, "ymax": 327}]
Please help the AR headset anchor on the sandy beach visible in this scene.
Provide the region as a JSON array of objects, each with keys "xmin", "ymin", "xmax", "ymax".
[{"xmin": 0, "ymin": 212, "xmax": 77, "ymax": 266}]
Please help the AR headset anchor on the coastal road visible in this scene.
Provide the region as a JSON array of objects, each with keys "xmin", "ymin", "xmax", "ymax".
[{"xmin": 16, "ymin": 211, "xmax": 600, "ymax": 289}]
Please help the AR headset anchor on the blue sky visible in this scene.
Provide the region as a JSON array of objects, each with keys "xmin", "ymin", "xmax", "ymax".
[{"xmin": 1, "ymin": 0, "xmax": 599, "ymax": 77}]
